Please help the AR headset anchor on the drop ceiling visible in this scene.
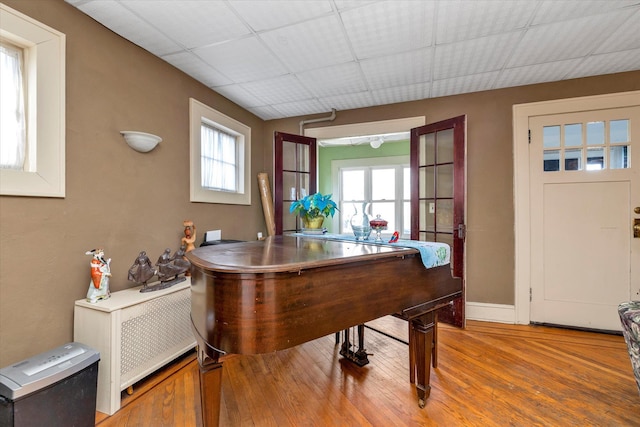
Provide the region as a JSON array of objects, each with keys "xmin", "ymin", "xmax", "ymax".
[{"xmin": 65, "ymin": 0, "xmax": 640, "ymax": 121}]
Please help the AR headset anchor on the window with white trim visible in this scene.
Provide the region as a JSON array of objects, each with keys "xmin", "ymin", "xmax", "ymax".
[
  {"xmin": 190, "ymin": 98, "xmax": 251, "ymax": 204},
  {"xmin": 0, "ymin": 4, "xmax": 66, "ymax": 197},
  {"xmin": 333, "ymin": 156, "xmax": 410, "ymax": 238}
]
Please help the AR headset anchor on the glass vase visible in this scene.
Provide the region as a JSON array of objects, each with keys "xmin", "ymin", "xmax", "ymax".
[{"xmin": 350, "ymin": 202, "xmax": 372, "ymax": 240}]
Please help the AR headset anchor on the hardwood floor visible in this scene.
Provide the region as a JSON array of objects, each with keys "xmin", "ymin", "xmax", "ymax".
[{"xmin": 96, "ymin": 319, "xmax": 640, "ymax": 426}]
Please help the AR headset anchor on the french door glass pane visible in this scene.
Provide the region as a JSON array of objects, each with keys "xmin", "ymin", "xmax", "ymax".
[
  {"xmin": 436, "ymin": 128, "xmax": 454, "ymax": 163},
  {"xmin": 282, "ymin": 142, "xmax": 309, "ymax": 171},
  {"xmin": 420, "ymin": 133, "xmax": 435, "ymax": 165},
  {"xmin": 436, "ymin": 199, "xmax": 453, "ymax": 230},
  {"xmin": 586, "ymin": 147, "xmax": 604, "ymax": 170},
  {"xmin": 419, "ymin": 199, "xmax": 435, "ymax": 232},
  {"xmin": 420, "ymin": 166, "xmax": 435, "ymax": 198},
  {"xmin": 437, "ymin": 164, "xmax": 454, "ymax": 198},
  {"xmin": 544, "ymin": 150, "xmax": 560, "ymax": 171}
]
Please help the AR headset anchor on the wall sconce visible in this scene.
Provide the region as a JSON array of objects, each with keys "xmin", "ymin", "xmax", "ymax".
[{"xmin": 121, "ymin": 131, "xmax": 162, "ymax": 153}]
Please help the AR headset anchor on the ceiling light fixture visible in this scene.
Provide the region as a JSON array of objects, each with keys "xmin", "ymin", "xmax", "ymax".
[{"xmin": 370, "ymin": 137, "xmax": 384, "ymax": 149}]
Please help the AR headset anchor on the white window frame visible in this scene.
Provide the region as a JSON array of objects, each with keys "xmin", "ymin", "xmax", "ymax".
[
  {"xmin": 189, "ymin": 98, "xmax": 251, "ymax": 205},
  {"xmin": 332, "ymin": 156, "xmax": 409, "ymax": 236},
  {"xmin": 0, "ymin": 4, "xmax": 65, "ymax": 197}
]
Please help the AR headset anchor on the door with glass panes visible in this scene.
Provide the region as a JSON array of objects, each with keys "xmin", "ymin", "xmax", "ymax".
[
  {"xmin": 274, "ymin": 132, "xmax": 317, "ymax": 234},
  {"xmin": 411, "ymin": 116, "xmax": 466, "ymax": 327}
]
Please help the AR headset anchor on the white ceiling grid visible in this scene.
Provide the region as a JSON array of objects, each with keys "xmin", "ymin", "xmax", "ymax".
[{"xmin": 65, "ymin": 0, "xmax": 640, "ymax": 120}]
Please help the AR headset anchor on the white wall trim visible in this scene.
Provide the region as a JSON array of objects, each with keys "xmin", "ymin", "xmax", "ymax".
[
  {"xmin": 466, "ymin": 302, "xmax": 516, "ymax": 324},
  {"xmin": 304, "ymin": 116, "xmax": 425, "ymax": 139}
]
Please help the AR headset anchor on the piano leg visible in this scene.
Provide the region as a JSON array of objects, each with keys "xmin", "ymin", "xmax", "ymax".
[
  {"xmin": 197, "ymin": 346, "xmax": 223, "ymax": 427},
  {"xmin": 409, "ymin": 312, "xmax": 436, "ymax": 408}
]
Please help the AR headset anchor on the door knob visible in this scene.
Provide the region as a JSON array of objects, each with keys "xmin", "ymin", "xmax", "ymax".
[
  {"xmin": 635, "ymin": 207, "xmax": 640, "ymax": 214},
  {"xmin": 635, "ymin": 219, "xmax": 640, "ymax": 238}
]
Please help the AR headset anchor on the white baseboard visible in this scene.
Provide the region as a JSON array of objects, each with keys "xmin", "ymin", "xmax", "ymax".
[{"xmin": 466, "ymin": 302, "xmax": 516, "ymax": 324}]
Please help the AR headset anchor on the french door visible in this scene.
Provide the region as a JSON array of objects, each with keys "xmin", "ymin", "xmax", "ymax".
[
  {"xmin": 274, "ymin": 132, "xmax": 317, "ymax": 234},
  {"xmin": 411, "ymin": 115, "xmax": 466, "ymax": 327}
]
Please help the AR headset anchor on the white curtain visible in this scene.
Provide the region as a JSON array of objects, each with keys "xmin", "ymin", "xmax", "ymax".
[
  {"xmin": 0, "ymin": 43, "xmax": 26, "ymax": 170},
  {"xmin": 201, "ymin": 124, "xmax": 237, "ymax": 192}
]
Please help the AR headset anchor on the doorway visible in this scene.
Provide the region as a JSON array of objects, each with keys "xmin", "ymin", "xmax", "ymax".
[{"xmin": 513, "ymin": 91, "xmax": 640, "ymax": 331}]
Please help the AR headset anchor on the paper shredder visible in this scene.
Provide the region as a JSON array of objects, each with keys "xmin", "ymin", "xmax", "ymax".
[{"xmin": 0, "ymin": 342, "xmax": 99, "ymax": 427}]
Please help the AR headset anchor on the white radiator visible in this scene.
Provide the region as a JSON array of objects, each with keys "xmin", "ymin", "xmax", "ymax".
[{"xmin": 74, "ymin": 280, "xmax": 196, "ymax": 415}]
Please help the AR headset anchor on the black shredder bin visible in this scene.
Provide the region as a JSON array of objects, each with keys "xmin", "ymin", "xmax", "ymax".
[{"xmin": 0, "ymin": 342, "xmax": 100, "ymax": 427}]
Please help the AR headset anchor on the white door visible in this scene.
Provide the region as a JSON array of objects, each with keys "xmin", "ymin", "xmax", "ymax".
[{"xmin": 529, "ymin": 106, "xmax": 639, "ymax": 331}]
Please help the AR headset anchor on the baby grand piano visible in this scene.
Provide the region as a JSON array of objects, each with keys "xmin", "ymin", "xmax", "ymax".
[{"xmin": 186, "ymin": 235, "xmax": 462, "ymax": 426}]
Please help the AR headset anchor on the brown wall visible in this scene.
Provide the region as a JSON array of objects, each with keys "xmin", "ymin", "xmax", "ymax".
[
  {"xmin": 2, "ymin": 0, "xmax": 639, "ymax": 367},
  {"xmin": 263, "ymin": 71, "xmax": 640, "ymax": 311},
  {"xmin": 0, "ymin": 0, "xmax": 266, "ymax": 366}
]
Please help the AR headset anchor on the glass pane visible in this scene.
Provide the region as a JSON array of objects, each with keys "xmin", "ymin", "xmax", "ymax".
[
  {"xmin": 342, "ymin": 169, "xmax": 364, "ymax": 201},
  {"xmin": 436, "ymin": 199, "xmax": 453, "ymax": 231},
  {"xmin": 610, "ymin": 119, "xmax": 629, "ymax": 143},
  {"xmin": 586, "ymin": 121, "xmax": 604, "ymax": 146},
  {"xmin": 437, "ymin": 128, "xmax": 453, "ymax": 163},
  {"xmin": 285, "ymin": 143, "xmax": 309, "ymax": 171},
  {"xmin": 403, "ymin": 167, "xmax": 410, "ymax": 200},
  {"xmin": 420, "ymin": 133, "xmax": 435, "ymax": 165},
  {"xmin": 371, "ymin": 202, "xmax": 395, "ymax": 232},
  {"xmin": 543, "ymin": 126, "xmax": 560, "ymax": 148},
  {"xmin": 420, "ymin": 166, "xmax": 435, "ymax": 198},
  {"xmin": 419, "ymin": 200, "xmax": 434, "ymax": 231},
  {"xmin": 436, "ymin": 233, "xmax": 454, "ymax": 248},
  {"xmin": 372, "ymin": 168, "xmax": 395, "ymax": 200},
  {"xmin": 403, "ymin": 201, "xmax": 411, "ymax": 236},
  {"xmin": 586, "ymin": 147, "xmax": 604, "ymax": 171},
  {"xmin": 419, "ymin": 232, "xmax": 436, "ymax": 242},
  {"xmin": 610, "ymin": 145, "xmax": 630, "ymax": 169},
  {"xmin": 565, "ymin": 149, "xmax": 582, "ymax": 171},
  {"xmin": 283, "ymin": 204, "xmax": 297, "ymax": 230},
  {"xmin": 436, "ymin": 164, "xmax": 453, "ymax": 198},
  {"xmin": 564, "ymin": 123, "xmax": 582, "ymax": 147},
  {"xmin": 543, "ymin": 150, "xmax": 560, "ymax": 172},
  {"xmin": 283, "ymin": 172, "xmax": 297, "ymax": 201}
]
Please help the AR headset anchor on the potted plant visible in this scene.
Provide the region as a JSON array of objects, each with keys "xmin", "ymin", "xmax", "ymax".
[{"xmin": 289, "ymin": 192, "xmax": 338, "ymax": 229}]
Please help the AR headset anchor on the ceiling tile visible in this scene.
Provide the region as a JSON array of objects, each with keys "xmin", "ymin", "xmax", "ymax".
[
  {"xmin": 371, "ymin": 83, "xmax": 431, "ymax": 105},
  {"xmin": 162, "ymin": 51, "xmax": 232, "ymax": 87},
  {"xmin": 436, "ymin": 0, "xmax": 537, "ymax": 44},
  {"xmin": 431, "ymin": 72, "xmax": 499, "ymax": 98},
  {"xmin": 296, "ymin": 62, "xmax": 367, "ymax": 98},
  {"xmin": 360, "ymin": 48, "xmax": 432, "ymax": 90},
  {"xmin": 593, "ymin": 9, "xmax": 640, "ymax": 53},
  {"xmin": 564, "ymin": 48, "xmax": 640, "ymax": 79},
  {"xmin": 247, "ymin": 105, "xmax": 283, "ymax": 120},
  {"xmin": 212, "ymin": 84, "xmax": 268, "ymax": 108},
  {"xmin": 239, "ymin": 75, "xmax": 313, "ymax": 105},
  {"xmin": 532, "ymin": 0, "xmax": 638, "ymax": 25},
  {"xmin": 318, "ymin": 91, "xmax": 376, "ymax": 111},
  {"xmin": 340, "ymin": 0, "xmax": 435, "ymax": 59},
  {"xmin": 121, "ymin": 0, "xmax": 250, "ymax": 49},
  {"xmin": 494, "ymin": 59, "xmax": 583, "ymax": 89},
  {"xmin": 195, "ymin": 36, "xmax": 287, "ymax": 84},
  {"xmin": 75, "ymin": 1, "xmax": 182, "ymax": 56},
  {"xmin": 271, "ymin": 99, "xmax": 329, "ymax": 118},
  {"xmin": 259, "ymin": 14, "xmax": 353, "ymax": 73},
  {"xmin": 434, "ymin": 33, "xmax": 519, "ymax": 80},
  {"xmin": 507, "ymin": 9, "xmax": 631, "ymax": 68},
  {"xmin": 227, "ymin": 0, "xmax": 333, "ymax": 32}
]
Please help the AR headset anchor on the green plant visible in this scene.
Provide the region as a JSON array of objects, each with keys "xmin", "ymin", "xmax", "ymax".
[{"xmin": 289, "ymin": 192, "xmax": 338, "ymax": 219}]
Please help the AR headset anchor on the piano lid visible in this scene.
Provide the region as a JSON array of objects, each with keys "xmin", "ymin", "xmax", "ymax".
[{"xmin": 186, "ymin": 234, "xmax": 417, "ymax": 274}]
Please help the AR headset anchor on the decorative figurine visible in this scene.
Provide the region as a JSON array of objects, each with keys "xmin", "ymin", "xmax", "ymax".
[
  {"xmin": 127, "ymin": 251, "xmax": 156, "ymax": 286},
  {"xmin": 85, "ymin": 248, "xmax": 111, "ymax": 303},
  {"xmin": 171, "ymin": 244, "xmax": 191, "ymax": 272},
  {"xmin": 181, "ymin": 220, "xmax": 196, "ymax": 276},
  {"xmin": 182, "ymin": 220, "xmax": 196, "ymax": 253}
]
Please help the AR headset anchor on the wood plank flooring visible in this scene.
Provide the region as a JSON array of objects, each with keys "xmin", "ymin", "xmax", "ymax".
[{"xmin": 96, "ymin": 318, "xmax": 640, "ymax": 426}]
